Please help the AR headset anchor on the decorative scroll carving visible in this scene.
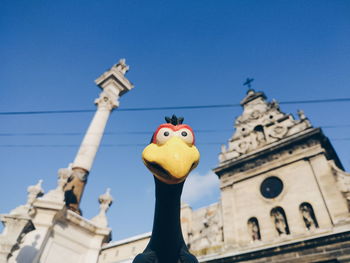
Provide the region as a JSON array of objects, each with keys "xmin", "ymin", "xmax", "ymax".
[{"xmin": 269, "ymin": 125, "xmax": 288, "ymax": 139}]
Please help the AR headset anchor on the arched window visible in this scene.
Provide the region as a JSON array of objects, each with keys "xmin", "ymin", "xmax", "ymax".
[
  {"xmin": 270, "ymin": 207, "xmax": 290, "ymax": 235},
  {"xmin": 247, "ymin": 217, "xmax": 261, "ymax": 241},
  {"xmin": 299, "ymin": 202, "xmax": 319, "ymax": 230}
]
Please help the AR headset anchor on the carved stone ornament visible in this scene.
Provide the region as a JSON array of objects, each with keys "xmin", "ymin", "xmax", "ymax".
[
  {"xmin": 114, "ymin": 58, "xmax": 129, "ymax": 75},
  {"xmin": 247, "ymin": 218, "xmax": 261, "ymax": 241},
  {"xmin": 188, "ymin": 206, "xmax": 224, "ymax": 255},
  {"xmin": 10, "ymin": 180, "xmax": 44, "ymax": 216},
  {"xmin": 250, "ymin": 110, "xmax": 261, "ymax": 119},
  {"xmin": 271, "ymin": 208, "xmax": 289, "ymax": 235},
  {"xmin": 42, "ymin": 164, "xmax": 72, "ymax": 202},
  {"xmin": 26, "ymin": 180, "xmax": 44, "ymax": 206},
  {"xmin": 269, "ymin": 125, "xmax": 288, "ymax": 139},
  {"xmin": 300, "ymin": 203, "xmax": 318, "ymax": 230},
  {"xmin": 236, "ymin": 140, "xmax": 250, "ymax": 154},
  {"xmin": 219, "ymin": 89, "xmax": 312, "ymax": 164},
  {"xmin": 297, "ymin": 109, "xmax": 307, "ymax": 120},
  {"xmin": 91, "ymin": 188, "xmax": 114, "ymax": 227}
]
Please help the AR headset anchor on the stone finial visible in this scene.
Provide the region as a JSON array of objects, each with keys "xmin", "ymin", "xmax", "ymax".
[
  {"xmin": 297, "ymin": 109, "xmax": 307, "ymax": 120},
  {"xmin": 57, "ymin": 164, "xmax": 73, "ymax": 188},
  {"xmin": 91, "ymin": 188, "xmax": 114, "ymax": 227},
  {"xmin": 115, "ymin": 58, "xmax": 129, "ymax": 75},
  {"xmin": 10, "ymin": 180, "xmax": 44, "ymax": 216},
  {"xmin": 42, "ymin": 164, "xmax": 72, "ymax": 202},
  {"xmin": 98, "ymin": 188, "xmax": 113, "ymax": 213},
  {"xmin": 26, "ymin": 180, "xmax": 44, "ymax": 206},
  {"xmin": 271, "ymin": 99, "xmax": 280, "ymax": 109}
]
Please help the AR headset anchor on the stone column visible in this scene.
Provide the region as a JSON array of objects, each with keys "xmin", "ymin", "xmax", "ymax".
[{"xmin": 64, "ymin": 59, "xmax": 134, "ymax": 213}]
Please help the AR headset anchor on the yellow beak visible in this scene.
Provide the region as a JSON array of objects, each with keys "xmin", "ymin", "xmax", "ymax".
[{"xmin": 142, "ymin": 136, "xmax": 200, "ymax": 184}]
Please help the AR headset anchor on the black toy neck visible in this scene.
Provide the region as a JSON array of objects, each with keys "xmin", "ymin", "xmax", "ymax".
[{"xmin": 149, "ymin": 177, "xmax": 185, "ymax": 263}]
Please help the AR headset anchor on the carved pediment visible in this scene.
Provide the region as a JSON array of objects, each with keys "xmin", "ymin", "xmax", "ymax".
[{"xmin": 219, "ymin": 90, "xmax": 312, "ymax": 163}]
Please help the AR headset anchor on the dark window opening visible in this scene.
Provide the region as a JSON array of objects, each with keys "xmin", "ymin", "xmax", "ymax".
[{"xmin": 260, "ymin": 176, "xmax": 283, "ymax": 199}]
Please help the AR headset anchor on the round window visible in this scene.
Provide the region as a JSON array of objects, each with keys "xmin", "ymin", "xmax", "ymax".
[{"xmin": 260, "ymin": 176, "xmax": 283, "ymax": 199}]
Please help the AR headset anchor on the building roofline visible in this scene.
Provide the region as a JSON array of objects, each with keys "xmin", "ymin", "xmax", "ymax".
[{"xmin": 102, "ymin": 232, "xmax": 152, "ymax": 250}]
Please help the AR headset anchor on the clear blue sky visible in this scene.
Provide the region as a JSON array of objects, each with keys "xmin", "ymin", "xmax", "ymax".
[{"xmin": 1, "ymin": 0, "xmax": 350, "ymax": 240}]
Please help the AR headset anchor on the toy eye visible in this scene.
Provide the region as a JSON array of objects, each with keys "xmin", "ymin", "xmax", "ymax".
[
  {"xmin": 156, "ymin": 128, "xmax": 174, "ymax": 145},
  {"xmin": 176, "ymin": 128, "xmax": 194, "ymax": 145}
]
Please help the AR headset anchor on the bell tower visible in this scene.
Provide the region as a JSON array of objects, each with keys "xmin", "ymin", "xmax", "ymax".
[{"xmin": 214, "ymin": 88, "xmax": 350, "ymax": 249}]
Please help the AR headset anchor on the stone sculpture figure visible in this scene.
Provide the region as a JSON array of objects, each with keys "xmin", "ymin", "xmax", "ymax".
[
  {"xmin": 271, "ymin": 209, "xmax": 289, "ymax": 235},
  {"xmin": 300, "ymin": 204, "xmax": 318, "ymax": 230},
  {"xmin": 247, "ymin": 218, "xmax": 261, "ymax": 241}
]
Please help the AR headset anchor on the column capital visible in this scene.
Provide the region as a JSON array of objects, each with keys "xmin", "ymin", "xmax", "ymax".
[
  {"xmin": 94, "ymin": 59, "xmax": 134, "ymax": 110},
  {"xmin": 95, "ymin": 91, "xmax": 119, "ymax": 110}
]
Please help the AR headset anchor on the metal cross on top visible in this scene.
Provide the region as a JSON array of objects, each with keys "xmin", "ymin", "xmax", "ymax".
[{"xmin": 243, "ymin": 78, "xmax": 254, "ymax": 89}]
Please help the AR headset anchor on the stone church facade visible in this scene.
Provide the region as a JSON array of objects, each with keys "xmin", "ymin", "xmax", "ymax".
[{"xmin": 99, "ymin": 89, "xmax": 350, "ymax": 263}]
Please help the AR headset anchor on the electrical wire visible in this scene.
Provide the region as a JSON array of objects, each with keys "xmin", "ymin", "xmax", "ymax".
[
  {"xmin": 0, "ymin": 139, "xmax": 348, "ymax": 148},
  {"xmin": 0, "ymin": 142, "xmax": 222, "ymax": 148},
  {"xmin": 1, "ymin": 97, "xmax": 350, "ymax": 115},
  {"xmin": 0, "ymin": 129, "xmax": 232, "ymax": 137},
  {"xmin": 0, "ymin": 124, "xmax": 348, "ymax": 137}
]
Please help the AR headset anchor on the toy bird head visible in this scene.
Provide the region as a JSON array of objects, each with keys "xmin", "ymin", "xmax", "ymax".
[{"xmin": 142, "ymin": 115, "xmax": 200, "ymax": 184}]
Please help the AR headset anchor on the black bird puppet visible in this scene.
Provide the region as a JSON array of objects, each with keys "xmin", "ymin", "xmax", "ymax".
[{"xmin": 133, "ymin": 115, "xmax": 200, "ymax": 263}]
